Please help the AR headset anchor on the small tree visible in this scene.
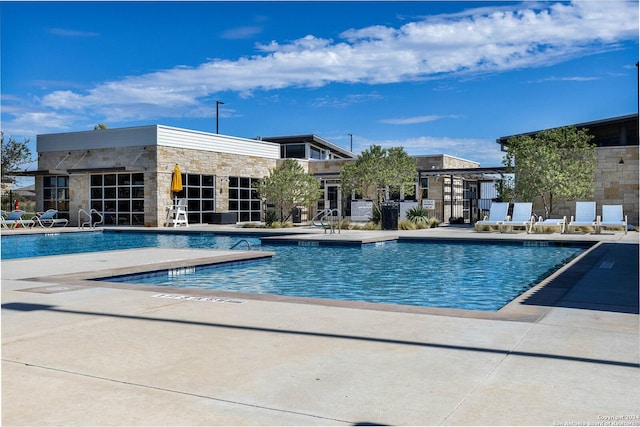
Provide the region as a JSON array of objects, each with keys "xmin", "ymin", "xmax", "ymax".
[
  {"xmin": 494, "ymin": 173, "xmax": 515, "ymax": 203},
  {"xmin": 1, "ymin": 131, "xmax": 32, "ymax": 185},
  {"xmin": 340, "ymin": 145, "xmax": 416, "ymax": 218},
  {"xmin": 503, "ymin": 126, "xmax": 596, "ymax": 219},
  {"xmin": 254, "ymin": 159, "xmax": 322, "ymax": 222}
]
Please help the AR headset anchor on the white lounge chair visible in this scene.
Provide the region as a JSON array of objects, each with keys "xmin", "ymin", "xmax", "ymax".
[
  {"xmin": 598, "ymin": 205, "xmax": 627, "ymax": 234},
  {"xmin": 532, "ymin": 217, "xmax": 567, "ymax": 234},
  {"xmin": 499, "ymin": 202, "xmax": 534, "ymax": 233},
  {"xmin": 567, "ymin": 201, "xmax": 597, "ymax": 233},
  {"xmin": 34, "ymin": 209, "xmax": 69, "ymax": 228},
  {"xmin": 475, "ymin": 202, "xmax": 509, "ymax": 231},
  {"xmin": 0, "ymin": 210, "xmax": 35, "ymax": 228}
]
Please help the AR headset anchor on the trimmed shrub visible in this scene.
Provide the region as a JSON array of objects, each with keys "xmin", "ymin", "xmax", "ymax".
[
  {"xmin": 398, "ymin": 220, "xmax": 417, "ymax": 230},
  {"xmin": 406, "ymin": 206, "xmax": 430, "ymax": 225},
  {"xmin": 264, "ymin": 210, "xmax": 278, "ymax": 227}
]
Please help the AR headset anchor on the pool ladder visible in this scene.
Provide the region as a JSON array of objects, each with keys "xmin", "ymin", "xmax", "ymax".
[
  {"xmin": 230, "ymin": 239, "xmax": 253, "ymax": 250},
  {"xmin": 78, "ymin": 208, "xmax": 104, "ymax": 229},
  {"xmin": 311, "ymin": 208, "xmax": 341, "ymax": 234}
]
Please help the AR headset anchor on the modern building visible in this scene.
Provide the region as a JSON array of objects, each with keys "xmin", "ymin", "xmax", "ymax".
[
  {"xmin": 31, "ymin": 125, "xmax": 490, "ymax": 227},
  {"xmin": 497, "ymin": 113, "xmax": 639, "ymax": 225},
  {"xmin": 27, "ymin": 113, "xmax": 636, "ymax": 227}
]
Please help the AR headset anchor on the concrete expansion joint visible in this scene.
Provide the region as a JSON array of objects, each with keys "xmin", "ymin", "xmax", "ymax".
[
  {"xmin": 440, "ymin": 322, "xmax": 538, "ymax": 424},
  {"xmin": 2, "ymin": 358, "xmax": 353, "ymax": 424}
]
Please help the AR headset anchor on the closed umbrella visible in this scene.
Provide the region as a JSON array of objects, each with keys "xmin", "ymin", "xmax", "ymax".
[{"xmin": 171, "ymin": 164, "xmax": 183, "ymax": 204}]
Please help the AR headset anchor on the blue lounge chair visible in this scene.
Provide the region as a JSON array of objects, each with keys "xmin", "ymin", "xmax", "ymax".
[
  {"xmin": 35, "ymin": 209, "xmax": 69, "ymax": 228},
  {"xmin": 475, "ymin": 202, "xmax": 509, "ymax": 231},
  {"xmin": 1, "ymin": 210, "xmax": 35, "ymax": 228}
]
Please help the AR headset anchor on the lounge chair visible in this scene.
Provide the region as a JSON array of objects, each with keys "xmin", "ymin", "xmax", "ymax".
[
  {"xmin": 598, "ymin": 205, "xmax": 627, "ymax": 234},
  {"xmin": 499, "ymin": 202, "xmax": 534, "ymax": 233},
  {"xmin": 532, "ymin": 216, "xmax": 567, "ymax": 234},
  {"xmin": 475, "ymin": 202, "xmax": 509, "ymax": 231},
  {"xmin": 567, "ymin": 201, "xmax": 597, "ymax": 233},
  {"xmin": 34, "ymin": 209, "xmax": 69, "ymax": 228},
  {"xmin": 1, "ymin": 210, "xmax": 35, "ymax": 228}
]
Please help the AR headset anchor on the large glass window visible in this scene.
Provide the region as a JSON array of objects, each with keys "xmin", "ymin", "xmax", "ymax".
[
  {"xmin": 90, "ymin": 173, "xmax": 144, "ymax": 225},
  {"xmin": 280, "ymin": 144, "xmax": 306, "ymax": 159},
  {"xmin": 42, "ymin": 176, "xmax": 70, "ymax": 219},
  {"xmin": 228, "ymin": 176, "xmax": 261, "ymax": 222},
  {"xmin": 310, "ymin": 146, "xmax": 323, "ymax": 160},
  {"xmin": 173, "ymin": 174, "xmax": 216, "ymax": 224}
]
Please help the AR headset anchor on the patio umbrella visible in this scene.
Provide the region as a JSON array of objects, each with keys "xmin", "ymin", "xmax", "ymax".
[{"xmin": 171, "ymin": 164, "xmax": 183, "ymax": 204}]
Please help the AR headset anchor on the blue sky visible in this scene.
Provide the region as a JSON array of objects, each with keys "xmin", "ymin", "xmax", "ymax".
[{"xmin": 1, "ymin": 1, "xmax": 638, "ymax": 174}]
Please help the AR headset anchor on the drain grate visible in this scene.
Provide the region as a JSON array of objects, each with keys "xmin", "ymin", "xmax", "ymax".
[
  {"xmin": 599, "ymin": 261, "xmax": 615, "ymax": 269},
  {"xmin": 153, "ymin": 293, "xmax": 245, "ymax": 304}
]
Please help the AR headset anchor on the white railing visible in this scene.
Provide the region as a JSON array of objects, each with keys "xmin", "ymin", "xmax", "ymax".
[
  {"xmin": 311, "ymin": 208, "xmax": 341, "ymax": 234},
  {"xmin": 78, "ymin": 208, "xmax": 104, "ymax": 229}
]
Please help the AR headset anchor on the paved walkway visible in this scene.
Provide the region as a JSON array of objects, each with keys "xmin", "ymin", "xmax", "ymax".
[{"xmin": 1, "ymin": 226, "xmax": 638, "ymax": 425}]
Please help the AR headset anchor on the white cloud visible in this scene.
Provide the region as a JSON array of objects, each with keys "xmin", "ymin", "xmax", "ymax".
[
  {"xmin": 0, "ymin": 110, "xmax": 82, "ymax": 153},
  {"xmin": 528, "ymin": 76, "xmax": 599, "ymax": 83},
  {"xmin": 221, "ymin": 26, "xmax": 263, "ymax": 39},
  {"xmin": 48, "ymin": 28, "xmax": 99, "ymax": 37},
  {"xmin": 380, "ymin": 115, "xmax": 455, "ymax": 125},
  {"xmin": 10, "ymin": 1, "xmax": 640, "ymax": 125},
  {"xmin": 312, "ymin": 93, "xmax": 384, "ymax": 108}
]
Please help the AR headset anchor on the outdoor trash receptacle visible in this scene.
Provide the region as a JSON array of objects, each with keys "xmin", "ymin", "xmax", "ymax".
[
  {"xmin": 381, "ymin": 202, "xmax": 400, "ymax": 230},
  {"xmin": 211, "ymin": 212, "xmax": 237, "ymax": 224},
  {"xmin": 292, "ymin": 207, "xmax": 302, "ymax": 223}
]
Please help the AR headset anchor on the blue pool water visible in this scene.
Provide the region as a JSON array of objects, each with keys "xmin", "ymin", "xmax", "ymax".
[
  {"xmin": 0, "ymin": 231, "xmax": 260, "ymax": 260},
  {"xmin": 1, "ymin": 231, "xmax": 585, "ymax": 311}
]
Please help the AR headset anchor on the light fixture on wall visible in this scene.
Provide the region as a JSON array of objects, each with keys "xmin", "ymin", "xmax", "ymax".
[
  {"xmin": 619, "ymin": 157, "xmax": 625, "ymax": 165},
  {"xmin": 219, "ymin": 175, "xmax": 229, "ymax": 194}
]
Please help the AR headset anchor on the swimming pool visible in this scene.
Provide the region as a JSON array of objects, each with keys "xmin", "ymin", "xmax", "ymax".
[
  {"xmin": 98, "ymin": 236, "xmax": 584, "ymax": 311},
  {"xmin": 2, "ymin": 231, "xmax": 586, "ymax": 311},
  {"xmin": 0, "ymin": 230, "xmax": 261, "ymax": 260}
]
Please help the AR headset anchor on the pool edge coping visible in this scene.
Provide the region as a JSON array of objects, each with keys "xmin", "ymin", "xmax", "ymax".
[{"xmin": 9, "ymin": 239, "xmax": 607, "ymax": 323}]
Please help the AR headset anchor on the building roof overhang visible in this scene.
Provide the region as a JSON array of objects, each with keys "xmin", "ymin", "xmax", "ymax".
[
  {"xmin": 66, "ymin": 166, "xmax": 145, "ymax": 174},
  {"xmin": 10, "ymin": 169, "xmax": 68, "ymax": 176},
  {"xmin": 259, "ymin": 134, "xmax": 355, "ymax": 159},
  {"xmin": 12, "ymin": 166, "xmax": 146, "ymax": 176},
  {"xmin": 496, "ymin": 113, "xmax": 639, "ymax": 148},
  {"xmin": 419, "ymin": 166, "xmax": 507, "ymax": 180}
]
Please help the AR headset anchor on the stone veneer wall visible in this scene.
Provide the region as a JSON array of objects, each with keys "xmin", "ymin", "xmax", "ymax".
[
  {"xmin": 418, "ymin": 156, "xmax": 479, "ymax": 222},
  {"xmin": 307, "ymin": 159, "xmax": 353, "ymax": 176},
  {"xmin": 35, "ymin": 146, "xmax": 156, "ymax": 226},
  {"xmin": 156, "ymin": 146, "xmax": 277, "ymax": 226},
  {"xmin": 530, "ymin": 146, "xmax": 639, "ymax": 226},
  {"xmin": 595, "ymin": 146, "xmax": 639, "ymax": 225},
  {"xmin": 441, "ymin": 156, "xmax": 480, "ymax": 169},
  {"xmin": 36, "ymin": 145, "xmax": 279, "ymax": 227}
]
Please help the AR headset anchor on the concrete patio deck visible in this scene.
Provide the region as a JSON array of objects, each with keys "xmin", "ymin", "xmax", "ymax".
[{"xmin": 2, "ymin": 225, "xmax": 638, "ymax": 426}]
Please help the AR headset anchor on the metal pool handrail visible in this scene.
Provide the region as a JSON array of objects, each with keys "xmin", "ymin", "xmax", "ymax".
[
  {"xmin": 312, "ymin": 208, "xmax": 341, "ymax": 234},
  {"xmin": 230, "ymin": 239, "xmax": 252, "ymax": 250},
  {"xmin": 78, "ymin": 208, "xmax": 104, "ymax": 229}
]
